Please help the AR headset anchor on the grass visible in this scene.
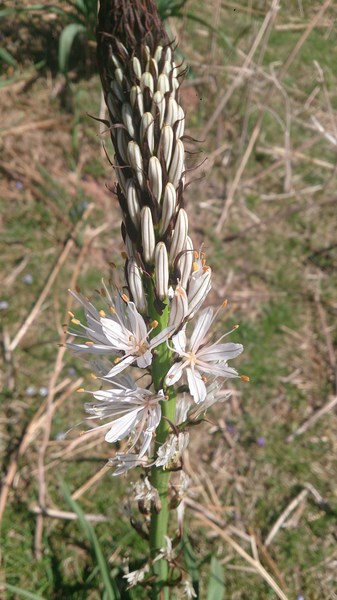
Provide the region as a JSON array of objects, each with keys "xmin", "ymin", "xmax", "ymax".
[{"xmin": 1, "ymin": 0, "xmax": 337, "ymax": 598}]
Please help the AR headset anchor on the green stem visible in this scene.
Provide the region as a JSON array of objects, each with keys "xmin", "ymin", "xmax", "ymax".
[{"xmin": 147, "ymin": 283, "xmax": 176, "ymax": 600}]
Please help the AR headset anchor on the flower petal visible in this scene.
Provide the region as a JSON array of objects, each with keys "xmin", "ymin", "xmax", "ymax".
[
  {"xmin": 136, "ymin": 349, "xmax": 152, "ymax": 368},
  {"xmin": 197, "ymin": 342, "xmax": 243, "ymax": 361},
  {"xmin": 165, "ymin": 360, "xmax": 184, "ymax": 386},
  {"xmin": 172, "ymin": 328, "xmax": 187, "ymax": 355},
  {"xmin": 105, "ymin": 409, "xmax": 140, "ymax": 442},
  {"xmin": 189, "ymin": 308, "xmax": 213, "ymax": 353},
  {"xmin": 186, "ymin": 367, "xmax": 206, "ymax": 403},
  {"xmin": 105, "ymin": 354, "xmax": 136, "ymax": 378}
]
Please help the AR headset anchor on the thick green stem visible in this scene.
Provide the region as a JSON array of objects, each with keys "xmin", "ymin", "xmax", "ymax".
[{"xmin": 147, "ymin": 283, "xmax": 176, "ymax": 599}]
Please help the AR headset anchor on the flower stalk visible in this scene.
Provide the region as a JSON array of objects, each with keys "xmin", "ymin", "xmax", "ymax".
[{"xmin": 65, "ymin": 1, "xmax": 246, "ymax": 597}]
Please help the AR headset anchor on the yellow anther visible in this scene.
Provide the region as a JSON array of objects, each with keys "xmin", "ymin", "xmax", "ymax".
[
  {"xmin": 201, "ymin": 375, "xmax": 208, "ymax": 382},
  {"xmin": 85, "ymin": 341, "xmax": 94, "ymax": 346},
  {"xmin": 90, "ymin": 373, "xmax": 97, "ymax": 380},
  {"xmin": 121, "ymin": 293, "xmax": 129, "ymax": 303},
  {"xmin": 234, "ymin": 324, "xmax": 240, "ymax": 329},
  {"xmin": 109, "ymin": 306, "xmax": 116, "ymax": 314},
  {"xmin": 68, "ymin": 311, "xmax": 75, "ymax": 318},
  {"xmin": 77, "ymin": 388, "xmax": 85, "ymax": 393},
  {"xmin": 99, "ymin": 309, "xmax": 106, "ymax": 317},
  {"xmin": 241, "ymin": 375, "xmax": 250, "ymax": 382},
  {"xmin": 192, "ymin": 261, "xmax": 199, "ymax": 272},
  {"xmin": 114, "ymin": 357, "xmax": 122, "ymax": 364},
  {"xmin": 151, "ymin": 320, "xmax": 159, "ymax": 328},
  {"xmin": 221, "ymin": 299, "xmax": 228, "ymax": 309},
  {"xmin": 71, "ymin": 318, "xmax": 81, "ymax": 325}
]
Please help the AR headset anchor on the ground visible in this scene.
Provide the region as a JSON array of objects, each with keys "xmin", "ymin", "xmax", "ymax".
[{"xmin": 1, "ymin": 1, "xmax": 337, "ymax": 598}]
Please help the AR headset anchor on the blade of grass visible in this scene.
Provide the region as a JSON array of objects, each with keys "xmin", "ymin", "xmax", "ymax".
[{"xmin": 61, "ymin": 480, "xmax": 119, "ymax": 600}]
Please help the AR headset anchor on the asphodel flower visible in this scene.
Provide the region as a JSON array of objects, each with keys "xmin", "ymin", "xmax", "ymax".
[{"xmin": 166, "ymin": 306, "xmax": 243, "ymax": 403}]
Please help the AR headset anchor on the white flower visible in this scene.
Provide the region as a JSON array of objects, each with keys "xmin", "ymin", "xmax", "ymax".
[
  {"xmin": 182, "ymin": 579, "xmax": 197, "ymax": 598},
  {"xmin": 155, "ymin": 432, "xmax": 189, "ymax": 468},
  {"xmin": 124, "ymin": 564, "xmax": 150, "ymax": 587},
  {"xmin": 67, "ymin": 288, "xmax": 173, "ymax": 377},
  {"xmin": 109, "ymin": 452, "xmax": 148, "ymax": 476},
  {"xmin": 166, "ymin": 307, "xmax": 243, "ymax": 403},
  {"xmin": 85, "ymin": 384, "xmax": 165, "ymax": 457}
]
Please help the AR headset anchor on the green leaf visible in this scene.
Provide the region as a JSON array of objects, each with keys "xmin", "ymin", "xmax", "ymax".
[
  {"xmin": 0, "ymin": 48, "xmax": 17, "ymax": 66},
  {"xmin": 58, "ymin": 23, "xmax": 87, "ymax": 74},
  {"xmin": 61, "ymin": 481, "xmax": 119, "ymax": 600},
  {"xmin": 3, "ymin": 584, "xmax": 45, "ymax": 600},
  {"xmin": 182, "ymin": 534, "xmax": 200, "ymax": 598},
  {"xmin": 206, "ymin": 556, "xmax": 225, "ymax": 600}
]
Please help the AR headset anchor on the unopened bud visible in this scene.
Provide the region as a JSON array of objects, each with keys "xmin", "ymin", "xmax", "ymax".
[
  {"xmin": 127, "ymin": 141, "xmax": 144, "ymax": 189},
  {"xmin": 162, "ymin": 61, "xmax": 172, "ymax": 76},
  {"xmin": 159, "ymin": 125, "xmax": 174, "ymax": 170},
  {"xmin": 132, "ymin": 56, "xmax": 142, "ymax": 79},
  {"xmin": 168, "ymin": 139, "xmax": 184, "ymax": 189},
  {"xmin": 187, "ymin": 266, "xmax": 212, "ymax": 315},
  {"xmin": 130, "ymin": 85, "xmax": 144, "ymax": 115},
  {"xmin": 126, "ymin": 180, "xmax": 141, "ymax": 228},
  {"xmin": 178, "ymin": 236, "xmax": 193, "ymax": 289},
  {"xmin": 146, "ymin": 57, "xmax": 158, "ymax": 78},
  {"xmin": 151, "ymin": 91, "xmax": 166, "ymax": 128},
  {"xmin": 122, "ymin": 103, "xmax": 135, "ymax": 138},
  {"xmin": 157, "ymin": 73, "xmax": 170, "ymax": 95},
  {"xmin": 140, "ymin": 112, "xmax": 154, "ymax": 154},
  {"xmin": 169, "ymin": 284, "xmax": 188, "ymax": 329},
  {"xmin": 125, "ymin": 234, "xmax": 134, "ymax": 259},
  {"xmin": 141, "ymin": 206, "xmax": 155, "ymax": 263},
  {"xmin": 111, "ymin": 80, "xmax": 124, "ymax": 103},
  {"xmin": 160, "ymin": 183, "xmax": 176, "ymax": 234},
  {"xmin": 176, "ymin": 106, "xmax": 185, "ymax": 139},
  {"xmin": 114, "ymin": 67, "xmax": 124, "ymax": 87},
  {"xmin": 107, "ymin": 92, "xmax": 119, "ymax": 119},
  {"xmin": 116, "ymin": 128, "xmax": 128, "ymax": 163},
  {"xmin": 154, "ymin": 45, "xmax": 163, "ymax": 63},
  {"xmin": 155, "ymin": 242, "xmax": 169, "ymax": 300},
  {"xmin": 169, "ymin": 209, "xmax": 188, "ymax": 264},
  {"xmin": 141, "ymin": 72, "xmax": 154, "ymax": 94},
  {"xmin": 165, "ymin": 97, "xmax": 179, "ymax": 126},
  {"xmin": 148, "ymin": 156, "xmax": 162, "ymax": 204},
  {"xmin": 127, "ymin": 259, "xmax": 147, "ymax": 313},
  {"xmin": 115, "ymin": 160, "xmax": 127, "ymax": 195},
  {"xmin": 165, "ymin": 46, "xmax": 172, "ymax": 63}
]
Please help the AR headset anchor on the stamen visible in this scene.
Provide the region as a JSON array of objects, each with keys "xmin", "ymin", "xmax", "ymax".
[
  {"xmin": 99, "ymin": 310, "xmax": 106, "ymax": 317},
  {"xmin": 241, "ymin": 375, "xmax": 250, "ymax": 382},
  {"xmin": 85, "ymin": 341, "xmax": 94, "ymax": 346},
  {"xmin": 71, "ymin": 318, "xmax": 81, "ymax": 325},
  {"xmin": 151, "ymin": 320, "xmax": 158, "ymax": 328},
  {"xmin": 90, "ymin": 373, "xmax": 97, "ymax": 380},
  {"xmin": 77, "ymin": 388, "xmax": 85, "ymax": 393},
  {"xmin": 121, "ymin": 293, "xmax": 130, "ymax": 303},
  {"xmin": 68, "ymin": 311, "xmax": 75, "ymax": 318},
  {"xmin": 114, "ymin": 357, "xmax": 122, "ymax": 364}
]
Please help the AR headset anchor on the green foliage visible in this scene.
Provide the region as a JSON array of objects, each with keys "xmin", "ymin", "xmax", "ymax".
[{"xmin": 206, "ymin": 557, "xmax": 225, "ymax": 600}]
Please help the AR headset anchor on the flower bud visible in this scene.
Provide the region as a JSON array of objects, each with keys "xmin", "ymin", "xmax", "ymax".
[
  {"xmin": 125, "ymin": 234, "xmax": 134, "ymax": 259},
  {"xmin": 176, "ymin": 105, "xmax": 185, "ymax": 139},
  {"xmin": 127, "ymin": 141, "xmax": 144, "ymax": 189},
  {"xmin": 157, "ymin": 73, "xmax": 170, "ymax": 95},
  {"xmin": 165, "ymin": 46, "xmax": 172, "ymax": 63},
  {"xmin": 141, "ymin": 206, "xmax": 155, "ymax": 263},
  {"xmin": 132, "ymin": 56, "xmax": 142, "ymax": 79},
  {"xmin": 122, "ymin": 103, "xmax": 135, "ymax": 138},
  {"xmin": 178, "ymin": 236, "xmax": 193, "ymax": 289},
  {"xmin": 165, "ymin": 97, "xmax": 179, "ymax": 126},
  {"xmin": 159, "ymin": 125, "xmax": 173, "ymax": 170},
  {"xmin": 114, "ymin": 67, "xmax": 124, "ymax": 87},
  {"xmin": 155, "ymin": 242, "xmax": 169, "ymax": 300},
  {"xmin": 130, "ymin": 85, "xmax": 144, "ymax": 115},
  {"xmin": 141, "ymin": 72, "xmax": 154, "ymax": 94},
  {"xmin": 111, "ymin": 53, "xmax": 121, "ymax": 69},
  {"xmin": 187, "ymin": 266, "xmax": 212, "ymax": 315},
  {"xmin": 107, "ymin": 93, "xmax": 119, "ymax": 119},
  {"xmin": 148, "ymin": 156, "xmax": 162, "ymax": 204},
  {"xmin": 146, "ymin": 57, "xmax": 158, "ymax": 78},
  {"xmin": 111, "ymin": 80, "xmax": 124, "ymax": 102},
  {"xmin": 168, "ymin": 139, "xmax": 184, "ymax": 189},
  {"xmin": 127, "ymin": 258, "xmax": 147, "ymax": 313},
  {"xmin": 151, "ymin": 91, "xmax": 165, "ymax": 128},
  {"xmin": 116, "ymin": 128, "xmax": 129, "ymax": 163},
  {"xmin": 160, "ymin": 183, "xmax": 176, "ymax": 234},
  {"xmin": 169, "ymin": 208, "xmax": 188, "ymax": 264},
  {"xmin": 126, "ymin": 180, "xmax": 141, "ymax": 228},
  {"xmin": 169, "ymin": 284, "xmax": 188, "ymax": 329},
  {"xmin": 154, "ymin": 45, "xmax": 163, "ymax": 63},
  {"xmin": 140, "ymin": 112, "xmax": 154, "ymax": 154}
]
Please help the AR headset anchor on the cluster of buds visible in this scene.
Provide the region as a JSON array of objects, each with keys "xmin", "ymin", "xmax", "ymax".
[
  {"xmin": 66, "ymin": 0, "xmax": 245, "ymax": 474},
  {"xmin": 96, "ymin": 0, "xmax": 203, "ymax": 316}
]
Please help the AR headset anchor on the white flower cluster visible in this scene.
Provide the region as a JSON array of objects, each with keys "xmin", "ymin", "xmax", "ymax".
[{"xmin": 67, "ymin": 10, "xmax": 246, "ymax": 475}]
